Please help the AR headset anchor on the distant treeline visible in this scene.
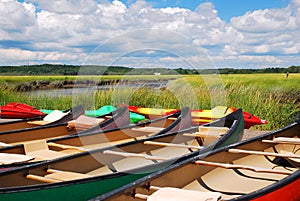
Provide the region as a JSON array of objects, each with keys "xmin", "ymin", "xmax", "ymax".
[{"xmin": 0, "ymin": 64, "xmax": 299, "ymax": 75}]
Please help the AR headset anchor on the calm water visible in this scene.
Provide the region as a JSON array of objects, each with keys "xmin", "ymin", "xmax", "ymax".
[{"xmin": 27, "ymin": 81, "xmax": 168, "ymax": 97}]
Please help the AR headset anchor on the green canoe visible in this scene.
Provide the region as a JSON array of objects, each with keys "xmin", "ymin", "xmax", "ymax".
[
  {"xmin": 40, "ymin": 105, "xmax": 145, "ymax": 123},
  {"xmin": 0, "ymin": 109, "xmax": 244, "ymax": 201}
]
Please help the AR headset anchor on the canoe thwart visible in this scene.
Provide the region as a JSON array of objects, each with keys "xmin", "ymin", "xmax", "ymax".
[
  {"xmin": 131, "ymin": 126, "xmax": 164, "ymax": 133},
  {"xmin": 26, "ymin": 174, "xmax": 60, "ymax": 183},
  {"xmin": 144, "ymin": 141, "xmax": 203, "ymax": 149},
  {"xmin": 228, "ymin": 148, "xmax": 300, "ymax": 159},
  {"xmin": 183, "ymin": 132, "xmax": 223, "ymax": 138},
  {"xmin": 103, "ymin": 150, "xmax": 167, "ymax": 161},
  {"xmin": 134, "ymin": 193, "xmax": 149, "ymax": 200},
  {"xmin": 195, "ymin": 160, "xmax": 292, "ymax": 175},
  {"xmin": 262, "ymin": 137, "xmax": 300, "ymax": 145}
]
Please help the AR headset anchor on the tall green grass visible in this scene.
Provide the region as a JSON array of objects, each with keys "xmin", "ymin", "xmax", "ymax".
[{"xmin": 0, "ymin": 74, "xmax": 299, "ymax": 130}]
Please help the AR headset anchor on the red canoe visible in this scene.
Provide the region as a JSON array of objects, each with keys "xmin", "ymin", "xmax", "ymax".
[
  {"xmin": 0, "ymin": 102, "xmax": 46, "ymax": 119},
  {"xmin": 124, "ymin": 105, "xmax": 267, "ymax": 129}
]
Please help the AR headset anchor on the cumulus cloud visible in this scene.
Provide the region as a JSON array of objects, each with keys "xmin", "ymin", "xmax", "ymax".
[
  {"xmin": 27, "ymin": 0, "xmax": 98, "ymax": 14},
  {"xmin": 231, "ymin": 8, "xmax": 294, "ymax": 33},
  {"xmin": 0, "ymin": 0, "xmax": 36, "ymax": 33},
  {"xmin": 0, "ymin": 0, "xmax": 299, "ymax": 68}
]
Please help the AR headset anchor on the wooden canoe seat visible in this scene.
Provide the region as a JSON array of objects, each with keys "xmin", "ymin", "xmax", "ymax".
[
  {"xmin": 27, "ymin": 110, "xmax": 69, "ymax": 125},
  {"xmin": 137, "ymin": 187, "xmax": 222, "ymax": 201},
  {"xmin": 87, "ymin": 166, "xmax": 114, "ymax": 176},
  {"xmin": 0, "ymin": 153, "xmax": 35, "ymax": 165},
  {"xmin": 103, "ymin": 150, "xmax": 161, "ymax": 172},
  {"xmin": 150, "ymin": 146, "xmax": 193, "ymax": 159},
  {"xmin": 103, "ymin": 150, "xmax": 166, "ymax": 161},
  {"xmin": 198, "ymin": 126, "xmax": 229, "ymax": 133},
  {"xmin": 24, "ymin": 140, "xmax": 67, "ymax": 160},
  {"xmin": 183, "ymin": 126, "xmax": 229, "ymax": 139},
  {"xmin": 67, "ymin": 115, "xmax": 105, "ymax": 130},
  {"xmin": 131, "ymin": 126, "xmax": 164, "ymax": 133},
  {"xmin": 112, "ymin": 156, "xmax": 155, "ymax": 172},
  {"xmin": 45, "ymin": 171, "xmax": 91, "ymax": 181}
]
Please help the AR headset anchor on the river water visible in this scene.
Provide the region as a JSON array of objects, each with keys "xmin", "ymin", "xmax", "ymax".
[{"xmin": 27, "ymin": 81, "xmax": 169, "ymax": 97}]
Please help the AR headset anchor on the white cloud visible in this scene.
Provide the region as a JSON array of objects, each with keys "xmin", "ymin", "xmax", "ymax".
[
  {"xmin": 0, "ymin": 0, "xmax": 299, "ymax": 68},
  {"xmin": 0, "ymin": 1, "xmax": 36, "ymax": 34},
  {"xmin": 97, "ymin": 0, "xmax": 127, "ymax": 16},
  {"xmin": 27, "ymin": 0, "xmax": 98, "ymax": 14},
  {"xmin": 231, "ymin": 7, "xmax": 295, "ymax": 33}
]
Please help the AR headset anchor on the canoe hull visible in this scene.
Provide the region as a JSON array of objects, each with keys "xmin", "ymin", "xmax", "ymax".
[
  {"xmin": 40, "ymin": 105, "xmax": 145, "ymax": 123},
  {"xmin": 251, "ymin": 175, "xmax": 300, "ymax": 201},
  {"xmin": 126, "ymin": 105, "xmax": 266, "ymax": 129},
  {"xmin": 0, "ymin": 173, "xmax": 147, "ymax": 201},
  {"xmin": 0, "ymin": 103, "xmax": 45, "ymax": 119}
]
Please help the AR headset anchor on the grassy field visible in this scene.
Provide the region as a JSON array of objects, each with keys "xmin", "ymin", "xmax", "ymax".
[{"xmin": 0, "ymin": 73, "xmax": 299, "ymax": 130}]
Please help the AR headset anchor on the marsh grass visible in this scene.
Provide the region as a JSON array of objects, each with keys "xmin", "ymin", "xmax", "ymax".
[{"xmin": 0, "ymin": 74, "xmax": 299, "ymax": 130}]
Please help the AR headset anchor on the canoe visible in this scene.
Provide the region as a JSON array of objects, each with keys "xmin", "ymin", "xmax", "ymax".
[
  {"xmin": 0, "ymin": 102, "xmax": 45, "ymax": 119},
  {"xmin": 0, "ymin": 106, "xmax": 130, "ymax": 148},
  {"xmin": 0, "ymin": 107, "xmax": 189, "ymax": 168},
  {"xmin": 0, "ymin": 105, "xmax": 85, "ymax": 132},
  {"xmin": 97, "ymin": 119, "xmax": 300, "ymax": 201},
  {"xmin": 0, "ymin": 108, "xmax": 244, "ymax": 201},
  {"xmin": 125, "ymin": 105, "xmax": 267, "ymax": 129},
  {"xmin": 40, "ymin": 105, "xmax": 146, "ymax": 123}
]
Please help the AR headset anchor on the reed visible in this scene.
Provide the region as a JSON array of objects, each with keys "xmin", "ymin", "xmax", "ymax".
[{"xmin": 0, "ymin": 74, "xmax": 299, "ymax": 130}]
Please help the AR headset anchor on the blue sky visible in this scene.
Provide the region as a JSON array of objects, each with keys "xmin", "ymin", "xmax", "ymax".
[
  {"xmin": 114, "ymin": 0, "xmax": 290, "ymax": 22},
  {"xmin": 0, "ymin": 0, "xmax": 299, "ymax": 69}
]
